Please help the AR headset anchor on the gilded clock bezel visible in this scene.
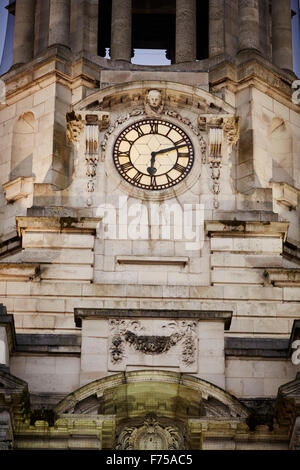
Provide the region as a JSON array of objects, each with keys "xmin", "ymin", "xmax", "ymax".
[{"xmin": 113, "ymin": 119, "xmax": 194, "ymax": 191}]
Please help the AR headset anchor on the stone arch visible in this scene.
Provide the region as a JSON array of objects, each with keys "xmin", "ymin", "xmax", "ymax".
[
  {"xmin": 54, "ymin": 371, "xmax": 250, "ymax": 450},
  {"xmin": 75, "ymin": 79, "xmax": 235, "ymax": 115},
  {"xmin": 269, "ymin": 116, "xmax": 293, "ymax": 185},
  {"xmin": 10, "ymin": 112, "xmax": 35, "ymax": 180},
  {"xmin": 55, "ymin": 370, "xmax": 249, "ymax": 418}
]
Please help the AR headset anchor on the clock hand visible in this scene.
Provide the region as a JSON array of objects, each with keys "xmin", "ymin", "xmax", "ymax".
[
  {"xmin": 147, "ymin": 152, "xmax": 157, "ymax": 176},
  {"xmin": 153, "ymin": 144, "xmax": 188, "ymax": 156}
]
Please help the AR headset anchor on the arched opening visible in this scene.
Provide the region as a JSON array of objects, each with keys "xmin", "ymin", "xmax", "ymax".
[
  {"xmin": 10, "ymin": 112, "xmax": 35, "ymax": 181},
  {"xmin": 97, "ymin": 0, "xmax": 209, "ymax": 65}
]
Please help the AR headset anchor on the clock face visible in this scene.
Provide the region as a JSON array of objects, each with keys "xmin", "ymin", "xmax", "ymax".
[{"xmin": 113, "ymin": 119, "xmax": 194, "ymax": 190}]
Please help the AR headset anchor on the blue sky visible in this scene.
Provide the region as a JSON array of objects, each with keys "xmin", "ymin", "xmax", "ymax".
[{"xmin": 0, "ymin": 0, "xmax": 8, "ymax": 67}]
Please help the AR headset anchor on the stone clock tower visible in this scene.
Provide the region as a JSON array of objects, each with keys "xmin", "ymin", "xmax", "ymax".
[{"xmin": 0, "ymin": 0, "xmax": 300, "ymax": 451}]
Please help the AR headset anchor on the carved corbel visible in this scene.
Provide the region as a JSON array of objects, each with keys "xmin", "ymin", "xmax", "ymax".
[
  {"xmin": 223, "ymin": 116, "xmax": 240, "ymax": 150},
  {"xmin": 66, "ymin": 112, "xmax": 84, "ymax": 143},
  {"xmin": 197, "ymin": 116, "xmax": 224, "ymax": 133},
  {"xmin": 81, "ymin": 112, "xmax": 110, "ymax": 192}
]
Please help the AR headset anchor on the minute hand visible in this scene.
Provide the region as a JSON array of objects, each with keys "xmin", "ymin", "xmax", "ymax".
[{"xmin": 153, "ymin": 144, "xmax": 188, "ymax": 156}]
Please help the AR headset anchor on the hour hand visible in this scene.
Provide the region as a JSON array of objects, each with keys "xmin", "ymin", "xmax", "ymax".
[{"xmin": 147, "ymin": 151, "xmax": 157, "ymax": 176}]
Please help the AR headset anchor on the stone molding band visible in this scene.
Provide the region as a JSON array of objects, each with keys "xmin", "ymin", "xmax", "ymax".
[{"xmin": 74, "ymin": 308, "xmax": 233, "ymax": 329}]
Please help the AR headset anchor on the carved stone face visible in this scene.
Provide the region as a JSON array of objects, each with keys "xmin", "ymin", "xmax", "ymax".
[{"xmin": 147, "ymin": 90, "xmax": 162, "ymax": 108}]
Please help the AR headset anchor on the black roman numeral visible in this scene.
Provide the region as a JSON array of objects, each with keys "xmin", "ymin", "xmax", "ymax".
[
  {"xmin": 173, "ymin": 162, "xmax": 186, "ymax": 173},
  {"xmin": 132, "ymin": 172, "xmax": 143, "ymax": 183},
  {"xmin": 120, "ymin": 161, "xmax": 134, "ymax": 172},
  {"xmin": 150, "ymin": 176, "xmax": 157, "ymax": 188},
  {"xmin": 175, "ymin": 138, "xmax": 186, "ymax": 146},
  {"xmin": 150, "ymin": 122, "xmax": 159, "ymax": 134},
  {"xmin": 136, "ymin": 126, "xmax": 145, "ymax": 138},
  {"xmin": 177, "ymin": 152, "xmax": 189, "ymax": 158}
]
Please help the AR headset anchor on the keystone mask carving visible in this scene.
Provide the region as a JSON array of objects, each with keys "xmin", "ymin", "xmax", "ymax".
[{"xmin": 145, "ymin": 89, "xmax": 164, "ymax": 117}]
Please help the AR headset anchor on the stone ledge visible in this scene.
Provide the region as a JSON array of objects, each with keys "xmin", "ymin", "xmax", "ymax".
[
  {"xmin": 272, "ymin": 183, "xmax": 300, "ymax": 210},
  {"xmin": 0, "ymin": 234, "xmax": 22, "ymax": 260},
  {"xmin": 74, "ymin": 308, "xmax": 233, "ymax": 329},
  {"xmin": 2, "ymin": 177, "xmax": 35, "ymax": 202},
  {"xmin": 264, "ymin": 269, "xmax": 300, "ymax": 287},
  {"xmin": 16, "ymin": 216, "xmax": 101, "ymax": 235},
  {"xmin": 116, "ymin": 256, "xmax": 189, "ymax": 266},
  {"xmin": 205, "ymin": 221, "xmax": 289, "ymax": 240},
  {"xmin": 0, "ymin": 263, "xmax": 40, "ymax": 281},
  {"xmin": 16, "ymin": 334, "xmax": 81, "ymax": 354},
  {"xmin": 225, "ymin": 337, "xmax": 290, "ymax": 358},
  {"xmin": 283, "ymin": 241, "xmax": 300, "ymax": 265}
]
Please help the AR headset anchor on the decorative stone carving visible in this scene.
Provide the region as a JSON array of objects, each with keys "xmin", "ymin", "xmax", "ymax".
[
  {"xmin": 85, "ymin": 112, "xmax": 110, "ymax": 130},
  {"xmin": 209, "ymin": 128, "xmax": 223, "ymax": 157},
  {"xmin": 144, "ymin": 89, "xmax": 164, "ymax": 117},
  {"xmin": 223, "ymin": 116, "xmax": 240, "ymax": 148},
  {"xmin": 197, "ymin": 114, "xmax": 239, "ymax": 208},
  {"xmin": 108, "ymin": 319, "xmax": 197, "ymax": 367},
  {"xmin": 124, "ymin": 330, "xmax": 181, "ymax": 354},
  {"xmin": 198, "ymin": 116, "xmax": 224, "ymax": 132},
  {"xmin": 116, "ymin": 414, "xmax": 186, "ymax": 450},
  {"xmin": 66, "ymin": 111, "xmax": 84, "ymax": 143}
]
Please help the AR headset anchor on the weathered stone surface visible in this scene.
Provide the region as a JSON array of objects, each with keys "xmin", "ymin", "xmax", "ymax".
[{"xmin": 0, "ymin": 0, "xmax": 299, "ymax": 451}]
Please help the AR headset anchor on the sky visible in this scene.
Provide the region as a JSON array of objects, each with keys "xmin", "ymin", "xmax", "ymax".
[
  {"xmin": 0, "ymin": 1, "xmax": 299, "ymax": 76},
  {"xmin": 0, "ymin": 0, "xmax": 8, "ymax": 65}
]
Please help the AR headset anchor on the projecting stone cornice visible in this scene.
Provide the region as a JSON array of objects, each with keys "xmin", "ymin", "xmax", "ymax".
[
  {"xmin": 264, "ymin": 269, "xmax": 300, "ymax": 287},
  {"xmin": 74, "ymin": 308, "xmax": 232, "ymax": 330},
  {"xmin": 272, "ymin": 182, "xmax": 300, "ymax": 210},
  {"xmin": 16, "ymin": 216, "xmax": 101, "ymax": 235},
  {"xmin": 205, "ymin": 220, "xmax": 289, "ymax": 241},
  {"xmin": 0, "ymin": 263, "xmax": 40, "ymax": 281}
]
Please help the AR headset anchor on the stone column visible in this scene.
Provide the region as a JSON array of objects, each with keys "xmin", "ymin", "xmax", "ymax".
[
  {"xmin": 272, "ymin": 0, "xmax": 293, "ymax": 71},
  {"xmin": 176, "ymin": 0, "xmax": 196, "ymax": 63},
  {"xmin": 13, "ymin": 0, "xmax": 35, "ymax": 65},
  {"xmin": 209, "ymin": 0, "xmax": 225, "ymax": 57},
  {"xmin": 110, "ymin": 0, "xmax": 132, "ymax": 62},
  {"xmin": 48, "ymin": 0, "xmax": 71, "ymax": 48},
  {"xmin": 238, "ymin": 0, "xmax": 261, "ymax": 53}
]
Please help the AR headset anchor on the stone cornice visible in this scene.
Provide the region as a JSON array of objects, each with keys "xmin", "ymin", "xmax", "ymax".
[
  {"xmin": 205, "ymin": 220, "xmax": 289, "ymax": 240},
  {"xmin": 210, "ymin": 57, "xmax": 299, "ymax": 112},
  {"xmin": 0, "ymin": 264, "xmax": 40, "ymax": 281},
  {"xmin": 264, "ymin": 269, "xmax": 300, "ymax": 287},
  {"xmin": 74, "ymin": 308, "xmax": 233, "ymax": 330},
  {"xmin": 16, "ymin": 216, "xmax": 101, "ymax": 235}
]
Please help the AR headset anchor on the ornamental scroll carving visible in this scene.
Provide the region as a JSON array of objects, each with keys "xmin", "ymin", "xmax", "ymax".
[
  {"xmin": 66, "ymin": 111, "xmax": 110, "ymax": 192},
  {"xmin": 109, "ymin": 319, "xmax": 197, "ymax": 367},
  {"xmin": 197, "ymin": 115, "xmax": 240, "ymax": 208},
  {"xmin": 115, "ymin": 414, "xmax": 186, "ymax": 450}
]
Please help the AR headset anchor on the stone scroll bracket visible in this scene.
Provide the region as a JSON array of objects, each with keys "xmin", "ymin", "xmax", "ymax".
[
  {"xmin": 198, "ymin": 115, "xmax": 240, "ymax": 209},
  {"xmin": 66, "ymin": 111, "xmax": 110, "ymax": 193}
]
